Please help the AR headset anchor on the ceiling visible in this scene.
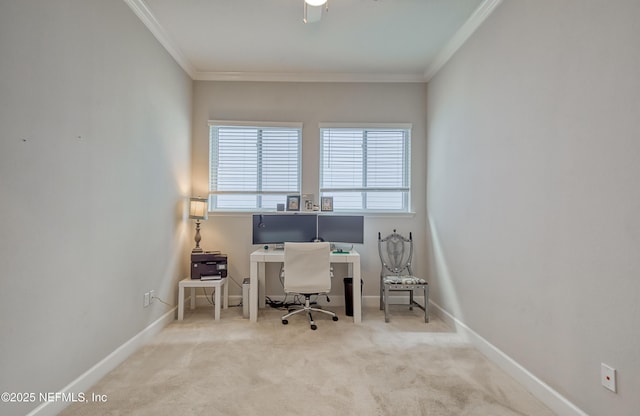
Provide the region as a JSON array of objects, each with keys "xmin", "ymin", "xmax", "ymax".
[{"xmin": 125, "ymin": 0, "xmax": 501, "ymax": 82}]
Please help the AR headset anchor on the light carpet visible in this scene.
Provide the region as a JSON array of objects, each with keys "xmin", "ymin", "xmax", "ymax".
[{"xmin": 60, "ymin": 305, "xmax": 555, "ymax": 416}]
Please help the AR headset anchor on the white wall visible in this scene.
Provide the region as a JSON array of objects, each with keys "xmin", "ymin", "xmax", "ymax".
[
  {"xmin": 0, "ymin": 1, "xmax": 192, "ymax": 415},
  {"xmin": 427, "ymin": 1, "xmax": 640, "ymax": 415},
  {"xmin": 192, "ymin": 81, "xmax": 427, "ymax": 302}
]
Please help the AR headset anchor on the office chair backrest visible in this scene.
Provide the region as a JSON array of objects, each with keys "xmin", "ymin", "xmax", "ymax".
[
  {"xmin": 378, "ymin": 230, "xmax": 413, "ymax": 276},
  {"xmin": 284, "ymin": 242, "xmax": 331, "ymax": 294}
]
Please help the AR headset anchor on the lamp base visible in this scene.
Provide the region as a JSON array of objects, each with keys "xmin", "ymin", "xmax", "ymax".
[{"xmin": 193, "ymin": 219, "xmax": 203, "ymax": 253}]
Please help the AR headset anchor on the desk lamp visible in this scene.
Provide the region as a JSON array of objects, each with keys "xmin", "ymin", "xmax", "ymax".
[{"xmin": 189, "ymin": 197, "xmax": 208, "ymax": 253}]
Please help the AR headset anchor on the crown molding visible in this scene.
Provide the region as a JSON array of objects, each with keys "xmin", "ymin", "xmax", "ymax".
[
  {"xmin": 123, "ymin": 0, "xmax": 197, "ymax": 79},
  {"xmin": 123, "ymin": 0, "xmax": 424, "ymax": 83},
  {"xmin": 125, "ymin": 0, "xmax": 500, "ymax": 84},
  {"xmin": 424, "ymin": 0, "xmax": 503, "ymax": 81},
  {"xmin": 194, "ymin": 71, "xmax": 426, "ymax": 83}
]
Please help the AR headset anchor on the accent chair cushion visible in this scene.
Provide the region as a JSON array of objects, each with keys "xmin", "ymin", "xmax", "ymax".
[{"xmin": 383, "ymin": 276, "xmax": 426, "ymax": 285}]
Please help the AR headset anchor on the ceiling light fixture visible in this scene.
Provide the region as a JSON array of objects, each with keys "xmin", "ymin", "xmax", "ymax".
[{"xmin": 303, "ymin": 0, "xmax": 329, "ymax": 24}]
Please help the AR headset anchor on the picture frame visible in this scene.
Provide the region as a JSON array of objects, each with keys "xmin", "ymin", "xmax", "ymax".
[
  {"xmin": 286, "ymin": 195, "xmax": 301, "ymax": 211},
  {"xmin": 321, "ymin": 196, "xmax": 334, "ymax": 212},
  {"xmin": 301, "ymin": 194, "xmax": 314, "ymax": 212}
]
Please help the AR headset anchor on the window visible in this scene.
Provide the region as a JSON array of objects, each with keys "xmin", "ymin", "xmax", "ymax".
[
  {"xmin": 209, "ymin": 122, "xmax": 302, "ymax": 211},
  {"xmin": 320, "ymin": 124, "xmax": 411, "ymax": 212}
]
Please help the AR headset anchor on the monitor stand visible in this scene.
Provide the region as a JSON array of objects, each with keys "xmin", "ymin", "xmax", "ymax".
[{"xmin": 331, "ymin": 243, "xmax": 354, "ymax": 253}]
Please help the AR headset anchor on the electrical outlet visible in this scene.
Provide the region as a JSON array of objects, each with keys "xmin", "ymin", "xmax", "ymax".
[
  {"xmin": 601, "ymin": 363, "xmax": 616, "ymax": 393},
  {"xmin": 150, "ymin": 290, "xmax": 156, "ymax": 304},
  {"xmin": 143, "ymin": 292, "xmax": 150, "ymax": 308}
]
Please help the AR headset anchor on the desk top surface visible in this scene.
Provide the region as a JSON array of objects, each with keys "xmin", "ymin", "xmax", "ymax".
[{"xmin": 250, "ymin": 248, "xmax": 359, "ymax": 262}]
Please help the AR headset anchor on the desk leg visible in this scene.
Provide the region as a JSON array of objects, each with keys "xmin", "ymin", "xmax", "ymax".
[
  {"xmin": 223, "ymin": 278, "xmax": 229, "ymax": 309},
  {"xmin": 250, "ymin": 260, "xmax": 258, "ymax": 322},
  {"xmin": 352, "ymin": 260, "xmax": 362, "ymax": 324},
  {"xmin": 214, "ymin": 285, "xmax": 221, "ymax": 320},
  {"xmin": 190, "ymin": 287, "xmax": 196, "ymax": 310},
  {"xmin": 258, "ymin": 262, "xmax": 266, "ymax": 309},
  {"xmin": 178, "ymin": 284, "xmax": 185, "ymax": 321}
]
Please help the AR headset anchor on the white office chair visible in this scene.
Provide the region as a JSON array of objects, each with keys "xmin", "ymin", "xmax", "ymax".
[{"xmin": 281, "ymin": 242, "xmax": 339, "ymax": 330}]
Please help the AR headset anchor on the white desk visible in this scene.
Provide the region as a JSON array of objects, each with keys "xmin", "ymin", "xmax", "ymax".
[
  {"xmin": 249, "ymin": 248, "xmax": 361, "ymax": 323},
  {"xmin": 178, "ymin": 277, "xmax": 228, "ymax": 321}
]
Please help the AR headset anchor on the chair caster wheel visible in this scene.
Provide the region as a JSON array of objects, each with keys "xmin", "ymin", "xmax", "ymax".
[
  {"xmin": 282, "ymin": 319, "xmax": 288, "ymax": 325},
  {"xmin": 332, "ymin": 316, "xmax": 339, "ymax": 321},
  {"xmin": 311, "ymin": 324, "xmax": 317, "ymax": 330}
]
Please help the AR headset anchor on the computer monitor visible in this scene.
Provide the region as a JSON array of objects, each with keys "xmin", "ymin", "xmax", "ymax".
[
  {"xmin": 317, "ymin": 215, "xmax": 364, "ymax": 244},
  {"xmin": 252, "ymin": 214, "xmax": 318, "ymax": 245}
]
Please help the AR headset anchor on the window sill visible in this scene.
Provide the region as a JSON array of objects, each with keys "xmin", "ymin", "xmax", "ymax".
[{"xmin": 206, "ymin": 211, "xmax": 416, "ymax": 218}]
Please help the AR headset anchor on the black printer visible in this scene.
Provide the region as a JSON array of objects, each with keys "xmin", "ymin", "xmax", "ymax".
[{"xmin": 191, "ymin": 251, "xmax": 228, "ymax": 280}]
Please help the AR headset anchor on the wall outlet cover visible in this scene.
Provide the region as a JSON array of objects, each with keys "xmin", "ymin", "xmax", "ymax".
[{"xmin": 601, "ymin": 363, "xmax": 616, "ymax": 393}]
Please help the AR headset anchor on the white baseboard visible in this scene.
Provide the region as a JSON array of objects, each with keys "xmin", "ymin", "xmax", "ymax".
[
  {"xmin": 26, "ymin": 308, "xmax": 176, "ymax": 416},
  {"xmin": 191, "ymin": 294, "xmax": 387, "ymax": 308},
  {"xmin": 429, "ymin": 301, "xmax": 589, "ymax": 416},
  {"xmin": 190, "ymin": 294, "xmax": 243, "ymax": 307},
  {"xmin": 188, "ymin": 284, "xmax": 421, "ymax": 310}
]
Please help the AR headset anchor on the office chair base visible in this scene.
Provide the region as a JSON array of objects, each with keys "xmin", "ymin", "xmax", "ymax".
[{"xmin": 281, "ymin": 297, "xmax": 338, "ymax": 330}]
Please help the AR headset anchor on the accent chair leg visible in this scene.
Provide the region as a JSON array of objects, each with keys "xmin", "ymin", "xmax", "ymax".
[
  {"xmin": 424, "ymin": 286, "xmax": 429, "ymax": 323},
  {"xmin": 384, "ymin": 284, "xmax": 390, "ymax": 323}
]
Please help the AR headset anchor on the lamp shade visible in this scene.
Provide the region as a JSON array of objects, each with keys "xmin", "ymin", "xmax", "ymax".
[{"xmin": 189, "ymin": 197, "xmax": 208, "ymax": 220}]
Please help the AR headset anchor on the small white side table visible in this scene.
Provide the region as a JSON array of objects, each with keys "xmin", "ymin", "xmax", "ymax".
[{"xmin": 178, "ymin": 277, "xmax": 228, "ymax": 321}]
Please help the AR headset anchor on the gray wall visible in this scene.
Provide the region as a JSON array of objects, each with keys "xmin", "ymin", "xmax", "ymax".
[
  {"xmin": 192, "ymin": 81, "xmax": 427, "ymax": 301},
  {"xmin": 0, "ymin": 1, "xmax": 192, "ymax": 415},
  {"xmin": 427, "ymin": 1, "xmax": 640, "ymax": 415}
]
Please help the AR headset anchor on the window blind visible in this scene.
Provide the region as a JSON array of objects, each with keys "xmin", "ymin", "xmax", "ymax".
[
  {"xmin": 320, "ymin": 126, "xmax": 410, "ymax": 212},
  {"xmin": 209, "ymin": 123, "xmax": 301, "ymax": 210}
]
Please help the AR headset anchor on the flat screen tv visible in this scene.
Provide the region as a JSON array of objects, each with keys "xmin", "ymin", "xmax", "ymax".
[
  {"xmin": 252, "ymin": 214, "xmax": 318, "ymax": 245},
  {"xmin": 317, "ymin": 215, "xmax": 364, "ymax": 244}
]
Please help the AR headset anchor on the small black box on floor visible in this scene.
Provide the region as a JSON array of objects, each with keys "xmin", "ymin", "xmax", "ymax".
[{"xmin": 191, "ymin": 251, "xmax": 228, "ymax": 280}]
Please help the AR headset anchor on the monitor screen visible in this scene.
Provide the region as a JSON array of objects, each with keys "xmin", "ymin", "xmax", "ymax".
[
  {"xmin": 252, "ymin": 214, "xmax": 318, "ymax": 245},
  {"xmin": 317, "ymin": 215, "xmax": 364, "ymax": 244}
]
